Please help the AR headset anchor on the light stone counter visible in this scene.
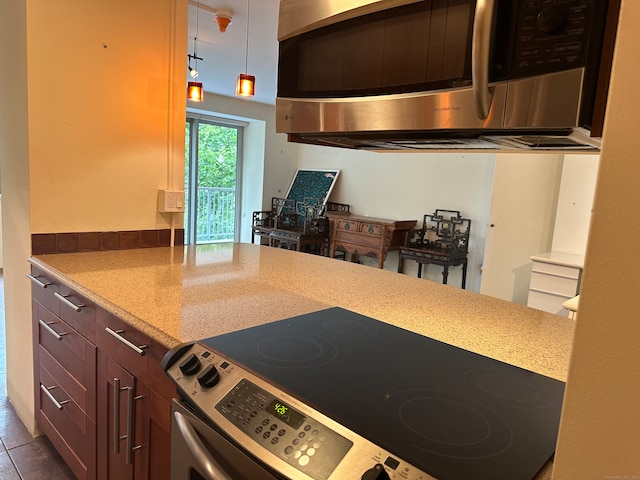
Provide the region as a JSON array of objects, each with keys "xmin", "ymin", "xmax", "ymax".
[
  {"xmin": 30, "ymin": 242, "xmax": 573, "ymax": 383},
  {"xmin": 30, "ymin": 242, "xmax": 570, "ymax": 480}
]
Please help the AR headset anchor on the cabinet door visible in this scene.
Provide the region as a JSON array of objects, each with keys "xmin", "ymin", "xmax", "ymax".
[
  {"xmin": 98, "ymin": 353, "xmax": 136, "ymax": 480},
  {"xmin": 96, "ymin": 311, "xmax": 174, "ymax": 480},
  {"xmin": 97, "ymin": 354, "xmax": 172, "ymax": 480},
  {"xmin": 133, "ymin": 384, "xmax": 171, "ymax": 480}
]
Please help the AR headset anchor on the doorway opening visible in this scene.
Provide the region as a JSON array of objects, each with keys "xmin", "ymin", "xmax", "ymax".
[{"xmin": 184, "ymin": 116, "xmax": 244, "ymax": 245}]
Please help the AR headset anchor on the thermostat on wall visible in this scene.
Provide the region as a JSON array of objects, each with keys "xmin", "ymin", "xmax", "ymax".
[{"xmin": 157, "ymin": 189, "xmax": 185, "ymax": 213}]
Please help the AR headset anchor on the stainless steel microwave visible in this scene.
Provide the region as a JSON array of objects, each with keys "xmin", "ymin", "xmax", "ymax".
[{"xmin": 275, "ymin": 0, "xmax": 616, "ymax": 151}]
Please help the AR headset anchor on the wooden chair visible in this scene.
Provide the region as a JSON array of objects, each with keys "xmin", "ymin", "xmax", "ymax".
[
  {"xmin": 251, "ymin": 197, "xmax": 295, "ymax": 245},
  {"xmin": 268, "ymin": 200, "xmax": 330, "ymax": 255},
  {"xmin": 397, "ymin": 209, "xmax": 471, "ymax": 288}
]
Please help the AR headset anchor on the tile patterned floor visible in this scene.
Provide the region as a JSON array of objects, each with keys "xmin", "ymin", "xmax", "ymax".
[{"xmin": 0, "ymin": 271, "xmax": 76, "ymax": 479}]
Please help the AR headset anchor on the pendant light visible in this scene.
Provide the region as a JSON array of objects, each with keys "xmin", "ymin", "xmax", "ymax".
[
  {"xmin": 236, "ymin": 0, "xmax": 255, "ymax": 97},
  {"xmin": 187, "ymin": 1, "xmax": 204, "ymax": 102},
  {"xmin": 187, "ymin": 81, "xmax": 203, "ymax": 102}
]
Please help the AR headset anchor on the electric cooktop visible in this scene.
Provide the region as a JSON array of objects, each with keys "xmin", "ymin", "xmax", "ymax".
[{"xmin": 167, "ymin": 307, "xmax": 565, "ymax": 480}]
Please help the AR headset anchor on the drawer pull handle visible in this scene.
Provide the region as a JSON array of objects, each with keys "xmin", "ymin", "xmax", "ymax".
[
  {"xmin": 38, "ymin": 319, "xmax": 67, "ymax": 341},
  {"xmin": 125, "ymin": 391, "xmax": 145, "ymax": 465},
  {"xmin": 114, "ymin": 378, "xmax": 122, "ymax": 454},
  {"xmin": 113, "ymin": 379, "xmax": 143, "ymax": 463},
  {"xmin": 40, "ymin": 384, "xmax": 69, "ymax": 410},
  {"xmin": 105, "ymin": 327, "xmax": 147, "ymax": 356},
  {"xmin": 26, "ymin": 273, "xmax": 52, "ymax": 289},
  {"xmin": 54, "ymin": 292, "xmax": 84, "ymax": 312}
]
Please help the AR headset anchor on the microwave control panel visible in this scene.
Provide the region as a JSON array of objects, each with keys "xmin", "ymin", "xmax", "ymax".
[{"xmin": 514, "ymin": 0, "xmax": 594, "ymax": 76}]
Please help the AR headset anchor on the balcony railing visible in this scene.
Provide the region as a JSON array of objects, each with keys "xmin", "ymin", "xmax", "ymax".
[{"xmin": 186, "ymin": 187, "xmax": 236, "ymax": 243}]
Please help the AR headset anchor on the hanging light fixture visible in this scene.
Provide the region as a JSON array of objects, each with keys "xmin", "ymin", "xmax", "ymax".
[
  {"xmin": 236, "ymin": 0, "xmax": 255, "ymax": 97},
  {"xmin": 187, "ymin": 81, "xmax": 204, "ymax": 102},
  {"xmin": 187, "ymin": 1, "xmax": 204, "ymax": 102},
  {"xmin": 214, "ymin": 10, "xmax": 232, "ymax": 33}
]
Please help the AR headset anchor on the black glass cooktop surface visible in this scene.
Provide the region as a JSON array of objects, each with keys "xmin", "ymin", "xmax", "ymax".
[{"xmin": 203, "ymin": 307, "xmax": 565, "ymax": 480}]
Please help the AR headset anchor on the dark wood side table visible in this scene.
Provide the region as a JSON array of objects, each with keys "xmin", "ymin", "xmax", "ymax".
[{"xmin": 328, "ymin": 214, "xmax": 416, "ymax": 269}]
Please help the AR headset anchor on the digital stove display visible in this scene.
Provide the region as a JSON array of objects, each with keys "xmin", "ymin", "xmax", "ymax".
[
  {"xmin": 267, "ymin": 398, "xmax": 306, "ymax": 429},
  {"xmin": 202, "ymin": 307, "xmax": 566, "ymax": 480}
]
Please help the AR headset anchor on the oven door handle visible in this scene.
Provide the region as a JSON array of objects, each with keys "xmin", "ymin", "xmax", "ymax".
[{"xmin": 174, "ymin": 411, "xmax": 233, "ymax": 480}]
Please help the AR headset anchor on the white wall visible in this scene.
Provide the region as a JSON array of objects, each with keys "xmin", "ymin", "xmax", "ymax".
[
  {"xmin": 0, "ymin": 0, "xmax": 189, "ymax": 433},
  {"xmin": 0, "ymin": 0, "xmax": 32, "ymax": 432},
  {"xmin": 296, "ymin": 146, "xmax": 496, "ymax": 292},
  {"xmin": 27, "ymin": 0, "xmax": 187, "ymax": 233},
  {"xmin": 551, "ymin": 154, "xmax": 600, "ymax": 255}
]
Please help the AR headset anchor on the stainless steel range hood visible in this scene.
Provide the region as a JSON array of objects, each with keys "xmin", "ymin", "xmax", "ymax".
[{"xmin": 276, "ymin": 69, "xmax": 602, "ymax": 153}]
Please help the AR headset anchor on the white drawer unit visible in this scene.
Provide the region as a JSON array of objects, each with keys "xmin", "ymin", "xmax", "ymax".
[{"xmin": 527, "ymin": 252, "xmax": 584, "ymax": 317}]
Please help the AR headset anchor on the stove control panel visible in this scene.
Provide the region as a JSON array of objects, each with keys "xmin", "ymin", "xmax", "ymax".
[
  {"xmin": 162, "ymin": 342, "xmax": 436, "ymax": 480},
  {"xmin": 216, "ymin": 378, "xmax": 352, "ymax": 480}
]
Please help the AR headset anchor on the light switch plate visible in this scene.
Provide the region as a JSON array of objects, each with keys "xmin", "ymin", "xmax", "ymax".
[{"xmin": 158, "ymin": 189, "xmax": 185, "ymax": 213}]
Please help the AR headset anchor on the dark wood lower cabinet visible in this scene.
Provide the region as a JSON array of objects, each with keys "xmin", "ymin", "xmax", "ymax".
[
  {"xmin": 97, "ymin": 354, "xmax": 136, "ymax": 480},
  {"xmin": 31, "ymin": 265, "xmax": 175, "ymax": 480},
  {"xmin": 96, "ymin": 310, "xmax": 173, "ymax": 480},
  {"xmin": 97, "ymin": 354, "xmax": 172, "ymax": 480}
]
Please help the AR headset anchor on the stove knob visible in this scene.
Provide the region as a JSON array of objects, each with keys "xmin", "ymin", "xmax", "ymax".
[
  {"xmin": 361, "ymin": 464, "xmax": 391, "ymax": 480},
  {"xmin": 178, "ymin": 353, "xmax": 201, "ymax": 376},
  {"xmin": 197, "ymin": 364, "xmax": 220, "ymax": 388}
]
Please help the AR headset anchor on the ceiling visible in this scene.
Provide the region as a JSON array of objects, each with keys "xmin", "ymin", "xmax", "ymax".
[{"xmin": 187, "ymin": 0, "xmax": 280, "ymax": 106}]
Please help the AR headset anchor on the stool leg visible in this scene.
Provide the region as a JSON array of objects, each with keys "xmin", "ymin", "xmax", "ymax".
[
  {"xmin": 397, "ymin": 256, "xmax": 404, "ymax": 274},
  {"xmin": 417, "ymin": 263, "xmax": 424, "ymax": 279}
]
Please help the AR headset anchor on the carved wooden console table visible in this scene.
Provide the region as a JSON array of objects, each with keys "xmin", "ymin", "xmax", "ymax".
[{"xmin": 328, "ymin": 214, "xmax": 417, "ymax": 269}]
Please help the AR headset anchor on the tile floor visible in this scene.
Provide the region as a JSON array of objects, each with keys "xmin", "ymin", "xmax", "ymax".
[{"xmin": 0, "ymin": 271, "xmax": 76, "ymax": 479}]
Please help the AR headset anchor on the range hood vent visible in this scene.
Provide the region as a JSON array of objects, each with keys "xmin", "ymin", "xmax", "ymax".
[{"xmin": 287, "ymin": 128, "xmax": 601, "ymax": 152}]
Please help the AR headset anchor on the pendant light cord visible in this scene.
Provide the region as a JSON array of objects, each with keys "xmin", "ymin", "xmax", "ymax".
[
  {"xmin": 194, "ymin": 0, "xmax": 200, "ymax": 70},
  {"xmin": 245, "ymin": 0, "xmax": 250, "ymax": 73}
]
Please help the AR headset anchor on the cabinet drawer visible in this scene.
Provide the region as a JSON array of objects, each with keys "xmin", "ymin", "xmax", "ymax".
[
  {"xmin": 97, "ymin": 310, "xmax": 174, "ymax": 401},
  {"xmin": 336, "ymin": 219, "xmax": 359, "ymax": 232},
  {"xmin": 58, "ymin": 284, "xmax": 96, "ymax": 343},
  {"xmin": 39, "ymin": 345, "xmax": 96, "ymax": 420},
  {"xmin": 527, "ymin": 290, "xmax": 569, "ymax": 317},
  {"xmin": 358, "ymin": 222, "xmax": 383, "ymax": 236},
  {"xmin": 334, "ymin": 232, "xmax": 382, "ymax": 250},
  {"xmin": 529, "ymin": 271, "xmax": 579, "ymax": 297},
  {"xmin": 29, "ymin": 266, "xmax": 60, "ymax": 315},
  {"xmin": 531, "ymin": 261, "xmax": 581, "ymax": 279},
  {"xmin": 37, "ymin": 303, "xmax": 96, "ymax": 391},
  {"xmin": 39, "ymin": 366, "xmax": 96, "ymax": 480}
]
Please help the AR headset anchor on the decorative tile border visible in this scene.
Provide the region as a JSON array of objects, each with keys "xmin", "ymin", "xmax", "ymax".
[{"xmin": 32, "ymin": 229, "xmax": 185, "ymax": 255}]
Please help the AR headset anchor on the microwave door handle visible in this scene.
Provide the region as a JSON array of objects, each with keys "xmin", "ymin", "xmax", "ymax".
[
  {"xmin": 472, "ymin": 0, "xmax": 496, "ymax": 119},
  {"xmin": 174, "ymin": 411, "xmax": 233, "ymax": 480}
]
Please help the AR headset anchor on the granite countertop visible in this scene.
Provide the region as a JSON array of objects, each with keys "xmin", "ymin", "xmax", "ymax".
[
  {"xmin": 30, "ymin": 242, "xmax": 570, "ymax": 480},
  {"xmin": 30, "ymin": 242, "xmax": 574, "ymax": 383}
]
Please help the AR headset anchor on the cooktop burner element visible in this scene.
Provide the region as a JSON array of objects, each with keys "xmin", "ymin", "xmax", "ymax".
[{"xmin": 165, "ymin": 307, "xmax": 565, "ymax": 480}]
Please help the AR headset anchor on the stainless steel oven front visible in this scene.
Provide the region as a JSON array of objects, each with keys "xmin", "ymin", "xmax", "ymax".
[
  {"xmin": 170, "ymin": 399, "xmax": 284, "ymax": 480},
  {"xmin": 163, "ymin": 340, "xmax": 433, "ymax": 480}
]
